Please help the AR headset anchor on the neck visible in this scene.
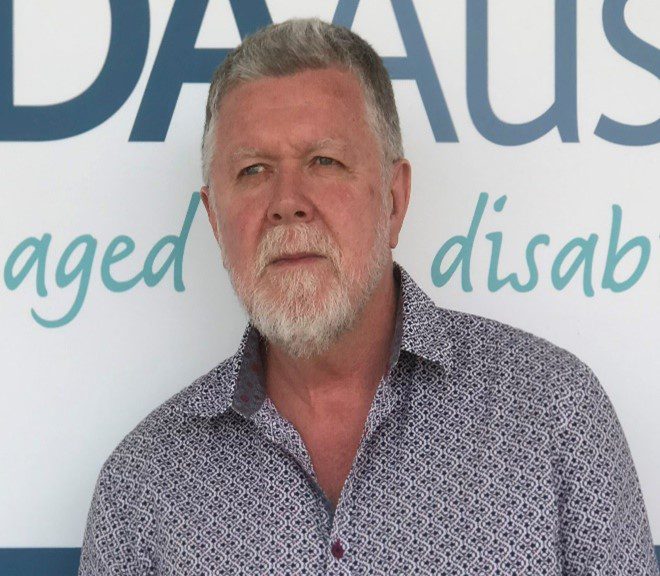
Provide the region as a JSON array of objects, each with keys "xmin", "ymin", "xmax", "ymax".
[{"xmin": 263, "ymin": 261, "xmax": 398, "ymax": 418}]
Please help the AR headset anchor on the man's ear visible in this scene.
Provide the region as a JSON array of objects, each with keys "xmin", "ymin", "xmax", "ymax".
[
  {"xmin": 387, "ymin": 159, "xmax": 411, "ymax": 249},
  {"xmin": 200, "ymin": 185, "xmax": 220, "ymax": 243}
]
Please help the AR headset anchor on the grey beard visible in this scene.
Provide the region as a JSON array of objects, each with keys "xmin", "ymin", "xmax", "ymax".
[{"xmin": 217, "ymin": 194, "xmax": 392, "ymax": 359}]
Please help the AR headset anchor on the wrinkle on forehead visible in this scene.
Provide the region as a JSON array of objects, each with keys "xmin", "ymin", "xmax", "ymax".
[{"xmin": 217, "ymin": 68, "xmax": 369, "ymax": 131}]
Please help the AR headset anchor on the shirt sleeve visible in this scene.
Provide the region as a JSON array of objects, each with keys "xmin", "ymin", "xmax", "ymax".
[
  {"xmin": 554, "ymin": 366, "xmax": 658, "ymax": 575},
  {"xmin": 78, "ymin": 449, "xmax": 155, "ymax": 576}
]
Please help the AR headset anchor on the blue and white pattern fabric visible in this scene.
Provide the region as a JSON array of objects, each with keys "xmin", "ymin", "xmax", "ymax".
[{"xmin": 79, "ymin": 263, "xmax": 658, "ymax": 575}]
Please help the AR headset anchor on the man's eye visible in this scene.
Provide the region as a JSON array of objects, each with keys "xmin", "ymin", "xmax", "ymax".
[
  {"xmin": 240, "ymin": 164, "xmax": 265, "ymax": 177},
  {"xmin": 314, "ymin": 156, "xmax": 339, "ymax": 167}
]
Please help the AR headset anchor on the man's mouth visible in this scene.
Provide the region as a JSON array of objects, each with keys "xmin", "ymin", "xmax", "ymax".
[{"xmin": 270, "ymin": 252, "xmax": 325, "ymax": 266}]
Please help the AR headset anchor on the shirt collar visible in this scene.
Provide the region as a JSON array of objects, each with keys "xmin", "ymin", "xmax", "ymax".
[{"xmin": 178, "ymin": 262, "xmax": 452, "ymax": 419}]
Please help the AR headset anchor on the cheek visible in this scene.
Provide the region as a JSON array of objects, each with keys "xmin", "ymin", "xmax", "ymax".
[
  {"xmin": 218, "ymin": 202, "xmax": 262, "ymax": 261},
  {"xmin": 325, "ymin": 203, "xmax": 384, "ymax": 259},
  {"xmin": 317, "ymin": 180, "xmax": 372, "ymax": 222}
]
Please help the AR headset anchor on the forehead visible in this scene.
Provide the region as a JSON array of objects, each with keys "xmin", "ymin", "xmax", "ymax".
[{"xmin": 213, "ymin": 67, "xmax": 376, "ymax": 154}]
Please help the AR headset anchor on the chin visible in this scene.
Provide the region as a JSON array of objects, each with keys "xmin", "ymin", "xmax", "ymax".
[{"xmin": 247, "ymin": 270, "xmax": 355, "ymax": 358}]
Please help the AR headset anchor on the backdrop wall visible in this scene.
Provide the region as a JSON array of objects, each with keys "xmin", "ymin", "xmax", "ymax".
[{"xmin": 0, "ymin": 0, "xmax": 658, "ymax": 570}]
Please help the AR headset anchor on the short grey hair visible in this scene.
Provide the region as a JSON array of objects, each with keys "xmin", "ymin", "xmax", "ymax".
[{"xmin": 201, "ymin": 18, "xmax": 404, "ymax": 186}]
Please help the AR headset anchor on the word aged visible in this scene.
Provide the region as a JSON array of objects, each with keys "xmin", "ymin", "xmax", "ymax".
[{"xmin": 3, "ymin": 194, "xmax": 200, "ymax": 328}]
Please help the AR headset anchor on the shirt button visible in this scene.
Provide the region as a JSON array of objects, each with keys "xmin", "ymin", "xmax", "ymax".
[{"xmin": 331, "ymin": 538, "xmax": 344, "ymax": 559}]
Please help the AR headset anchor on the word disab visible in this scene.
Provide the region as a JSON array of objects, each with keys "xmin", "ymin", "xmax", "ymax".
[{"xmin": 432, "ymin": 193, "xmax": 651, "ymax": 295}]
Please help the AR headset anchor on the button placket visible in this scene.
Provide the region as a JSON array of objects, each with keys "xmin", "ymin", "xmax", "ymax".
[{"xmin": 324, "ymin": 370, "xmax": 401, "ymax": 570}]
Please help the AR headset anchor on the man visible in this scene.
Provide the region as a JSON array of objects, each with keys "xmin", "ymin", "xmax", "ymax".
[{"xmin": 79, "ymin": 18, "xmax": 658, "ymax": 575}]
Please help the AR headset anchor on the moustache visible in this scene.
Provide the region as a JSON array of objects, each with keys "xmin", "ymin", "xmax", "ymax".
[{"xmin": 255, "ymin": 225, "xmax": 341, "ymax": 276}]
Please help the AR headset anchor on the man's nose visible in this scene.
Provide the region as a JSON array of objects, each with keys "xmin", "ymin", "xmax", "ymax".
[{"xmin": 266, "ymin": 168, "xmax": 314, "ymax": 225}]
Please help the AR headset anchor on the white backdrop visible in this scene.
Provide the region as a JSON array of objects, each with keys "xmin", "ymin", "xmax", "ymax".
[{"xmin": 0, "ymin": 0, "xmax": 658, "ymax": 549}]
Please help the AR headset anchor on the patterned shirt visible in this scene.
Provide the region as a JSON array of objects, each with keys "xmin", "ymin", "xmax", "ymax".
[{"xmin": 79, "ymin": 263, "xmax": 658, "ymax": 575}]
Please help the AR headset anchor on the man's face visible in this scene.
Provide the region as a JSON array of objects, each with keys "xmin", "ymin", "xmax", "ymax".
[{"xmin": 201, "ymin": 67, "xmax": 409, "ymax": 357}]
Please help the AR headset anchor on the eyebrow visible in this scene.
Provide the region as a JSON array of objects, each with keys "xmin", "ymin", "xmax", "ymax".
[
  {"xmin": 229, "ymin": 139, "xmax": 348, "ymax": 162},
  {"xmin": 231, "ymin": 147, "xmax": 264, "ymax": 162}
]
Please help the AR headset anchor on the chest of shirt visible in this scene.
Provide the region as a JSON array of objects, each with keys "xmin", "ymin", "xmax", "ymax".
[{"xmin": 141, "ymin": 359, "xmax": 561, "ymax": 574}]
